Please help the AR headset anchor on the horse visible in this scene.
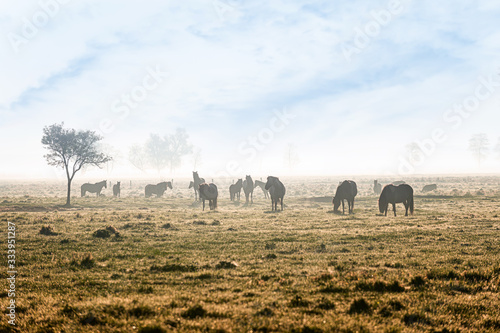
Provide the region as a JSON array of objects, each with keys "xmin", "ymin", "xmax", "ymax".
[
  {"xmin": 229, "ymin": 179, "xmax": 243, "ymax": 201},
  {"xmin": 199, "ymin": 183, "xmax": 218, "ymax": 211},
  {"xmin": 254, "ymin": 180, "xmax": 269, "ymax": 198},
  {"xmin": 81, "ymin": 180, "xmax": 107, "ymax": 197},
  {"xmin": 145, "ymin": 181, "xmax": 172, "ymax": 198},
  {"xmin": 113, "ymin": 181, "xmax": 121, "ymax": 197},
  {"xmin": 373, "ymin": 180, "xmax": 382, "ymax": 195},
  {"xmin": 192, "ymin": 171, "xmax": 205, "ymax": 201},
  {"xmin": 333, "ymin": 180, "xmax": 357, "ymax": 214},
  {"xmin": 243, "ymin": 175, "xmax": 254, "ymax": 204},
  {"xmin": 265, "ymin": 176, "xmax": 286, "ymax": 211},
  {"xmin": 379, "ymin": 184, "xmax": 414, "ymax": 216},
  {"xmin": 422, "ymin": 184, "xmax": 437, "ymax": 193}
]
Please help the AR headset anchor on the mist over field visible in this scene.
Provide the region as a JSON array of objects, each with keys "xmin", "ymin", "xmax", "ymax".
[{"xmin": 1, "ymin": 1, "xmax": 500, "ymax": 180}]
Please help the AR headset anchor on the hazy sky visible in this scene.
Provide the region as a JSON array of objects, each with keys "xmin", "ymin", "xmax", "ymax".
[{"xmin": 1, "ymin": 0, "xmax": 500, "ymax": 180}]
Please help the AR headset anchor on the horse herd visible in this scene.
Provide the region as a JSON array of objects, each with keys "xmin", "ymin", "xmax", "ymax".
[{"xmin": 80, "ymin": 174, "xmax": 416, "ymax": 215}]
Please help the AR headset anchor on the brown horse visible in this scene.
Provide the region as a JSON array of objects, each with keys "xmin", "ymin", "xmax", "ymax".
[
  {"xmin": 333, "ymin": 180, "xmax": 357, "ymax": 214},
  {"xmin": 113, "ymin": 181, "xmax": 120, "ymax": 197},
  {"xmin": 379, "ymin": 184, "xmax": 414, "ymax": 216},
  {"xmin": 145, "ymin": 181, "xmax": 172, "ymax": 198},
  {"xmin": 242, "ymin": 175, "xmax": 254, "ymax": 204},
  {"xmin": 265, "ymin": 176, "xmax": 286, "ymax": 211},
  {"xmin": 199, "ymin": 183, "xmax": 218, "ymax": 211},
  {"xmin": 81, "ymin": 180, "xmax": 107, "ymax": 197},
  {"xmin": 229, "ymin": 179, "xmax": 243, "ymax": 201}
]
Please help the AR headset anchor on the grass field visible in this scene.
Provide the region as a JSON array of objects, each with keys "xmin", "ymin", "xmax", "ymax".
[{"xmin": 1, "ymin": 176, "xmax": 500, "ymax": 332}]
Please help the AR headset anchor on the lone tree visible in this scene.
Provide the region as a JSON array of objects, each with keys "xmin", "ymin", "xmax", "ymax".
[
  {"xmin": 468, "ymin": 133, "xmax": 489, "ymax": 167},
  {"xmin": 42, "ymin": 123, "xmax": 111, "ymax": 207}
]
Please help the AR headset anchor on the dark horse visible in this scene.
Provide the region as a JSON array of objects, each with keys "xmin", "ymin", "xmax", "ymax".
[
  {"xmin": 229, "ymin": 179, "xmax": 243, "ymax": 201},
  {"xmin": 333, "ymin": 180, "xmax": 357, "ymax": 214},
  {"xmin": 379, "ymin": 184, "xmax": 414, "ymax": 216},
  {"xmin": 265, "ymin": 176, "xmax": 285, "ymax": 211},
  {"xmin": 243, "ymin": 175, "xmax": 254, "ymax": 204},
  {"xmin": 192, "ymin": 171, "xmax": 205, "ymax": 201},
  {"xmin": 199, "ymin": 183, "xmax": 218, "ymax": 211},
  {"xmin": 254, "ymin": 180, "xmax": 269, "ymax": 198},
  {"xmin": 145, "ymin": 181, "xmax": 172, "ymax": 198},
  {"xmin": 81, "ymin": 180, "xmax": 107, "ymax": 197},
  {"xmin": 113, "ymin": 181, "xmax": 121, "ymax": 197}
]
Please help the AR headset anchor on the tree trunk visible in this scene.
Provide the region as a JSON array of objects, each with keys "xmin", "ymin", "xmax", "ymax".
[{"xmin": 65, "ymin": 178, "xmax": 72, "ymax": 207}]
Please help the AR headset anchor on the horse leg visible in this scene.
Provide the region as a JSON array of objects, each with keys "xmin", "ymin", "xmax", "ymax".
[
  {"xmin": 342, "ymin": 200, "xmax": 345, "ymax": 215},
  {"xmin": 202, "ymin": 199, "xmax": 205, "ymax": 211},
  {"xmin": 404, "ymin": 201, "xmax": 409, "ymax": 216},
  {"xmin": 281, "ymin": 197, "xmax": 284, "ymax": 211},
  {"xmin": 392, "ymin": 203, "xmax": 397, "ymax": 216}
]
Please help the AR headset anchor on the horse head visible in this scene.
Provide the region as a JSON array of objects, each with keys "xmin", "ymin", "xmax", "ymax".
[
  {"xmin": 167, "ymin": 181, "xmax": 173, "ymax": 189},
  {"xmin": 265, "ymin": 176, "xmax": 277, "ymax": 190}
]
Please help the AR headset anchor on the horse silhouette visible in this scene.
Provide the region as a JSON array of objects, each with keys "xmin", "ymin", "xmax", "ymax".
[
  {"xmin": 199, "ymin": 183, "xmax": 218, "ymax": 211},
  {"xmin": 379, "ymin": 184, "xmax": 414, "ymax": 216},
  {"xmin": 243, "ymin": 175, "xmax": 254, "ymax": 204},
  {"xmin": 192, "ymin": 172, "xmax": 205, "ymax": 201},
  {"xmin": 113, "ymin": 181, "xmax": 121, "ymax": 197},
  {"xmin": 254, "ymin": 180, "xmax": 269, "ymax": 198},
  {"xmin": 145, "ymin": 181, "xmax": 172, "ymax": 198},
  {"xmin": 373, "ymin": 180, "xmax": 382, "ymax": 195},
  {"xmin": 333, "ymin": 180, "xmax": 357, "ymax": 214},
  {"xmin": 265, "ymin": 176, "xmax": 286, "ymax": 211},
  {"xmin": 81, "ymin": 180, "xmax": 107, "ymax": 197},
  {"xmin": 229, "ymin": 179, "xmax": 243, "ymax": 201},
  {"xmin": 422, "ymin": 184, "xmax": 437, "ymax": 193}
]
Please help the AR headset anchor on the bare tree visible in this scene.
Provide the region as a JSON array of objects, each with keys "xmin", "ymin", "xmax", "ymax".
[
  {"xmin": 145, "ymin": 128, "xmax": 193, "ymax": 175},
  {"xmin": 41, "ymin": 123, "xmax": 111, "ymax": 207},
  {"xmin": 495, "ymin": 137, "xmax": 500, "ymax": 158},
  {"xmin": 128, "ymin": 144, "xmax": 148, "ymax": 173},
  {"xmin": 284, "ymin": 143, "xmax": 300, "ymax": 171},
  {"xmin": 192, "ymin": 147, "xmax": 202, "ymax": 170},
  {"xmin": 468, "ymin": 133, "xmax": 489, "ymax": 167}
]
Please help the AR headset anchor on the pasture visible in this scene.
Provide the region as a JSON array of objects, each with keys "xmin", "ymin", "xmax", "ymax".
[{"xmin": 1, "ymin": 176, "xmax": 500, "ymax": 332}]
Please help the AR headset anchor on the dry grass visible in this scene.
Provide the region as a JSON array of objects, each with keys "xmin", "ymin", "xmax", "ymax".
[{"xmin": 1, "ymin": 176, "xmax": 499, "ymax": 332}]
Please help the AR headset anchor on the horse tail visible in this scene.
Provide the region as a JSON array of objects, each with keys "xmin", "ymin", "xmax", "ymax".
[{"xmin": 409, "ymin": 195, "xmax": 414, "ymax": 215}]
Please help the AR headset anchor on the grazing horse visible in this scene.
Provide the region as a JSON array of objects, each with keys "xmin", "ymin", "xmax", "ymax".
[
  {"xmin": 199, "ymin": 183, "xmax": 218, "ymax": 211},
  {"xmin": 379, "ymin": 184, "xmax": 414, "ymax": 216},
  {"xmin": 254, "ymin": 180, "xmax": 269, "ymax": 198},
  {"xmin": 192, "ymin": 171, "xmax": 205, "ymax": 201},
  {"xmin": 373, "ymin": 180, "xmax": 382, "ymax": 195},
  {"xmin": 243, "ymin": 175, "xmax": 254, "ymax": 204},
  {"xmin": 145, "ymin": 181, "xmax": 172, "ymax": 198},
  {"xmin": 265, "ymin": 176, "xmax": 286, "ymax": 212},
  {"xmin": 229, "ymin": 179, "xmax": 243, "ymax": 201},
  {"xmin": 422, "ymin": 184, "xmax": 437, "ymax": 193},
  {"xmin": 113, "ymin": 181, "xmax": 121, "ymax": 197},
  {"xmin": 81, "ymin": 180, "xmax": 107, "ymax": 197},
  {"xmin": 333, "ymin": 180, "xmax": 358, "ymax": 214}
]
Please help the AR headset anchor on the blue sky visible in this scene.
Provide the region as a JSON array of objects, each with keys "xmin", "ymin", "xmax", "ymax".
[{"xmin": 1, "ymin": 0, "xmax": 500, "ymax": 179}]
